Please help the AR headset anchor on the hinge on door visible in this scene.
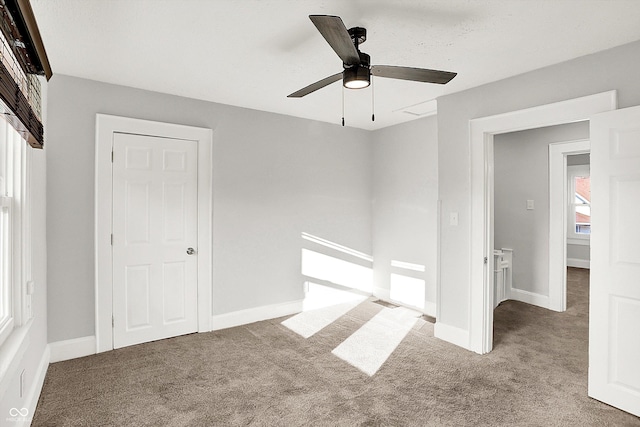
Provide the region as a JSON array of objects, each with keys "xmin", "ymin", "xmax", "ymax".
[
  {"xmin": 111, "ymin": 151, "xmax": 114, "ymax": 163},
  {"xmin": 484, "ymin": 257, "xmax": 488, "ymax": 264},
  {"xmin": 111, "ymin": 234, "xmax": 113, "ymax": 245},
  {"xmin": 112, "ymin": 316, "xmax": 114, "ymax": 327}
]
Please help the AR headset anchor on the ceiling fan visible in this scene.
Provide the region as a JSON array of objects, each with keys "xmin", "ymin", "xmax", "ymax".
[{"xmin": 287, "ymin": 15, "xmax": 457, "ymax": 99}]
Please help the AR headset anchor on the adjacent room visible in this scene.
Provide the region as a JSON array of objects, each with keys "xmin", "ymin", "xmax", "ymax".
[{"xmin": 0, "ymin": 1, "xmax": 639, "ymax": 425}]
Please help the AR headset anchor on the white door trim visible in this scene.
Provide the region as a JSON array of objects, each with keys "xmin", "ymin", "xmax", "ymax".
[
  {"xmin": 468, "ymin": 91, "xmax": 616, "ymax": 354},
  {"xmin": 95, "ymin": 114, "xmax": 213, "ymax": 353},
  {"xmin": 548, "ymin": 140, "xmax": 590, "ymax": 312}
]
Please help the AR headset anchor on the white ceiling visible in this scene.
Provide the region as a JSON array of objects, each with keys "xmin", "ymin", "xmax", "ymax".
[{"xmin": 31, "ymin": 0, "xmax": 640, "ymax": 130}]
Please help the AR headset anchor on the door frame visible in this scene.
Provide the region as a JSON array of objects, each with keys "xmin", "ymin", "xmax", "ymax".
[
  {"xmin": 469, "ymin": 91, "xmax": 617, "ymax": 354},
  {"xmin": 548, "ymin": 139, "xmax": 590, "ymax": 313},
  {"xmin": 95, "ymin": 114, "xmax": 213, "ymax": 353}
]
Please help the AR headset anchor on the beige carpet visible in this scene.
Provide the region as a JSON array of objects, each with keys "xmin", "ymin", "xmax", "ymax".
[{"xmin": 33, "ymin": 268, "xmax": 640, "ymax": 426}]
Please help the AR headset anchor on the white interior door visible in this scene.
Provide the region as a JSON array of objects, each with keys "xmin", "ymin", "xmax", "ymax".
[
  {"xmin": 112, "ymin": 132, "xmax": 198, "ymax": 349},
  {"xmin": 589, "ymin": 106, "xmax": 640, "ymax": 416}
]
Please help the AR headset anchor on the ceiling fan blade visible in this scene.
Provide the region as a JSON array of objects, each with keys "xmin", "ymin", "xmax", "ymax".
[
  {"xmin": 371, "ymin": 65, "xmax": 457, "ymax": 84},
  {"xmin": 309, "ymin": 15, "xmax": 360, "ymax": 66},
  {"xmin": 287, "ymin": 72, "xmax": 343, "ymax": 98}
]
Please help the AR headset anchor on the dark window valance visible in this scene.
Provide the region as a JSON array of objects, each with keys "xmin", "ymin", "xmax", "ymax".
[{"xmin": 0, "ymin": 0, "xmax": 51, "ymax": 148}]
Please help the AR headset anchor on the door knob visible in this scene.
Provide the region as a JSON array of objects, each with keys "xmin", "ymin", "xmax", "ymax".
[{"xmin": 186, "ymin": 247, "xmax": 195, "ymax": 255}]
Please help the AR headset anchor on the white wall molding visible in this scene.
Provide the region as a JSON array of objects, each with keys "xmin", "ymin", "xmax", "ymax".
[
  {"xmin": 49, "ymin": 336, "xmax": 96, "ymax": 363},
  {"xmin": 509, "ymin": 288, "xmax": 550, "ymax": 309},
  {"xmin": 373, "ymin": 286, "xmax": 390, "ymax": 301},
  {"xmin": 95, "ymin": 115, "xmax": 213, "ymax": 353},
  {"xmin": 424, "ymin": 301, "xmax": 436, "ymax": 318},
  {"xmin": 373, "ymin": 287, "xmax": 436, "ymax": 317},
  {"xmin": 211, "ymin": 300, "xmax": 304, "ymax": 332},
  {"xmin": 0, "ymin": 322, "xmax": 31, "ymax": 400},
  {"xmin": 433, "ymin": 322, "xmax": 469, "ymax": 350},
  {"xmin": 567, "ymin": 258, "xmax": 590, "ymax": 269},
  {"xmin": 19, "ymin": 345, "xmax": 50, "ymax": 427},
  {"xmin": 468, "ymin": 90, "xmax": 617, "ymax": 354}
]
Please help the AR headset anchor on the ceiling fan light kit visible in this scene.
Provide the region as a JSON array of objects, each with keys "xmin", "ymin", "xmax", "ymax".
[
  {"xmin": 288, "ymin": 15, "xmax": 457, "ymax": 97},
  {"xmin": 343, "ymin": 65, "xmax": 370, "ymax": 89}
]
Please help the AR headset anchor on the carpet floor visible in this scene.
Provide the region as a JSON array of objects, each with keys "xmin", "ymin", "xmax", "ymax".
[{"xmin": 33, "ymin": 268, "xmax": 640, "ymax": 426}]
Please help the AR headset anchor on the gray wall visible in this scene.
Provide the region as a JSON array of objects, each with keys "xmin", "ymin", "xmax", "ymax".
[
  {"xmin": 494, "ymin": 122, "xmax": 589, "ymax": 296},
  {"xmin": 567, "ymin": 242, "xmax": 590, "ymax": 262},
  {"xmin": 46, "ymin": 74, "xmax": 372, "ymax": 343},
  {"xmin": 567, "ymin": 153, "xmax": 590, "ymax": 166},
  {"xmin": 437, "ymin": 39, "xmax": 640, "ymax": 331},
  {"xmin": 371, "ymin": 116, "xmax": 438, "ymax": 313}
]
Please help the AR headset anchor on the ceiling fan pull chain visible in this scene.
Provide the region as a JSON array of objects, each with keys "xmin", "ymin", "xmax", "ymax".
[
  {"xmin": 371, "ymin": 76, "xmax": 375, "ymax": 122},
  {"xmin": 342, "ymin": 85, "xmax": 345, "ymax": 126}
]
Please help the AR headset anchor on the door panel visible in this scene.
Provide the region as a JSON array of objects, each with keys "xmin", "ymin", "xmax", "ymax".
[
  {"xmin": 589, "ymin": 106, "xmax": 640, "ymax": 416},
  {"xmin": 113, "ymin": 133, "xmax": 198, "ymax": 349},
  {"xmin": 163, "ymin": 261, "xmax": 186, "ymax": 323},
  {"xmin": 125, "ymin": 264, "xmax": 151, "ymax": 329}
]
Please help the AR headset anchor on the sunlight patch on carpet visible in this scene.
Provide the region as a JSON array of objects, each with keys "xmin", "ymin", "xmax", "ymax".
[
  {"xmin": 282, "ymin": 283, "xmax": 367, "ymax": 338},
  {"xmin": 331, "ymin": 306, "xmax": 422, "ymax": 376}
]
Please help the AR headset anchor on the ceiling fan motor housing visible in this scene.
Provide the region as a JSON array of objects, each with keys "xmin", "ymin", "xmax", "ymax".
[
  {"xmin": 343, "ymin": 27, "xmax": 370, "ymax": 89},
  {"xmin": 348, "ymin": 27, "xmax": 367, "ymax": 47},
  {"xmin": 343, "ymin": 51, "xmax": 370, "ymax": 68}
]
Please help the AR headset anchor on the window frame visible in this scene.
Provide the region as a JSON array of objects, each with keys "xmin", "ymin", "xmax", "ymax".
[
  {"xmin": 0, "ymin": 119, "xmax": 31, "ymax": 349},
  {"xmin": 0, "ymin": 195, "xmax": 13, "ymax": 346},
  {"xmin": 567, "ymin": 164, "xmax": 590, "ymax": 245}
]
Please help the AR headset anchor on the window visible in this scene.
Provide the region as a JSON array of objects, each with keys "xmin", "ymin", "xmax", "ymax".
[
  {"xmin": 0, "ymin": 119, "xmax": 31, "ymax": 347},
  {"xmin": 0, "ymin": 1, "xmax": 43, "ymax": 348},
  {"xmin": 0, "ymin": 195, "xmax": 11, "ymax": 346},
  {"xmin": 568, "ymin": 164, "xmax": 590, "ymax": 243}
]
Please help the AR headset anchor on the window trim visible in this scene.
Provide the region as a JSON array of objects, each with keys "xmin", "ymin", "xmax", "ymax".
[
  {"xmin": 567, "ymin": 164, "xmax": 590, "ymax": 243},
  {"xmin": 0, "ymin": 119, "xmax": 32, "ymax": 349},
  {"xmin": 0, "ymin": 196, "xmax": 13, "ymax": 347}
]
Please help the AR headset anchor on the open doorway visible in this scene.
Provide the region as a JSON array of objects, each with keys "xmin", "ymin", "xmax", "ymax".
[
  {"xmin": 565, "ymin": 154, "xmax": 591, "ymax": 269},
  {"xmin": 467, "ymin": 90, "xmax": 616, "ymax": 354},
  {"xmin": 491, "ymin": 123, "xmax": 589, "ymax": 318},
  {"xmin": 467, "ymin": 96, "xmax": 640, "ymax": 415}
]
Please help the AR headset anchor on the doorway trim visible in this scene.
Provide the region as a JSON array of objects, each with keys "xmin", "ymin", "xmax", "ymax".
[
  {"xmin": 548, "ymin": 139, "xmax": 590, "ymax": 312},
  {"xmin": 469, "ymin": 91, "xmax": 617, "ymax": 354},
  {"xmin": 95, "ymin": 114, "xmax": 213, "ymax": 353}
]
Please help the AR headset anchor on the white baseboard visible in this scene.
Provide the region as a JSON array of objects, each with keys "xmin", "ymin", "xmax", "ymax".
[
  {"xmin": 19, "ymin": 345, "xmax": 50, "ymax": 427},
  {"xmin": 373, "ymin": 287, "xmax": 436, "ymax": 317},
  {"xmin": 48, "ymin": 336, "xmax": 96, "ymax": 363},
  {"xmin": 567, "ymin": 258, "xmax": 590, "ymax": 269},
  {"xmin": 211, "ymin": 299, "xmax": 304, "ymax": 331},
  {"xmin": 434, "ymin": 322, "xmax": 469, "ymax": 350},
  {"xmin": 424, "ymin": 301, "xmax": 436, "ymax": 318},
  {"xmin": 510, "ymin": 287, "xmax": 550, "ymax": 309},
  {"xmin": 372, "ymin": 286, "xmax": 390, "ymax": 301}
]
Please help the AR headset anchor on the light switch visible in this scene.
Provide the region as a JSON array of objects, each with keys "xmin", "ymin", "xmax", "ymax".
[
  {"xmin": 527, "ymin": 200, "xmax": 534, "ymax": 210},
  {"xmin": 450, "ymin": 212, "xmax": 458, "ymax": 226}
]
